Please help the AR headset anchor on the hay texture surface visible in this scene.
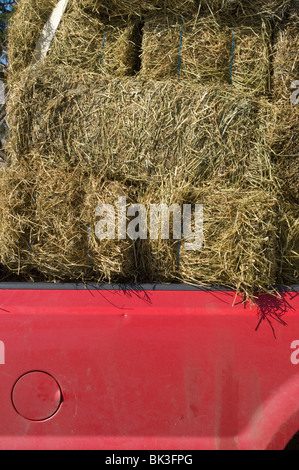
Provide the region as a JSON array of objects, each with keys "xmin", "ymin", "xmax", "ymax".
[
  {"xmin": 92, "ymin": 0, "xmax": 293, "ymax": 18},
  {"xmin": 141, "ymin": 13, "xmax": 271, "ymax": 94},
  {"xmin": 140, "ymin": 15, "xmax": 232, "ymax": 84},
  {"xmin": 0, "ymin": 162, "xmax": 138, "ymax": 282},
  {"xmin": 6, "ymin": 69, "xmax": 273, "ymax": 190},
  {"xmin": 137, "ymin": 184, "xmax": 279, "ymax": 298},
  {"xmin": 3, "ymin": 0, "xmax": 298, "ymax": 292},
  {"xmin": 8, "ymin": 0, "xmax": 143, "ymax": 81},
  {"xmin": 273, "ymin": 7, "xmax": 299, "ymax": 101}
]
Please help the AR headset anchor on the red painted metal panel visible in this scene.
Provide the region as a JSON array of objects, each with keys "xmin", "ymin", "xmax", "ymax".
[{"xmin": 0, "ymin": 286, "xmax": 298, "ymax": 450}]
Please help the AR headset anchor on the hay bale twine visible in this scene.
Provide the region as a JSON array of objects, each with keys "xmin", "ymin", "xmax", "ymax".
[
  {"xmin": 140, "ymin": 13, "xmax": 271, "ymax": 94},
  {"xmin": 140, "ymin": 14, "xmax": 232, "ymax": 84}
]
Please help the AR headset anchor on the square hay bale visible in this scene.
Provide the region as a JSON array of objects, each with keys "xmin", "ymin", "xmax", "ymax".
[
  {"xmin": 5, "ymin": 70, "xmax": 273, "ymax": 191},
  {"xmin": 0, "ymin": 162, "xmax": 138, "ymax": 282},
  {"xmin": 140, "ymin": 14, "xmax": 232, "ymax": 84},
  {"xmin": 45, "ymin": 2, "xmax": 142, "ymax": 76},
  {"xmin": 8, "ymin": 0, "xmax": 143, "ymax": 81},
  {"xmin": 138, "ymin": 183, "xmax": 280, "ymax": 299},
  {"xmin": 140, "ymin": 13, "xmax": 272, "ymax": 94},
  {"xmin": 273, "ymin": 8, "xmax": 299, "ymax": 101}
]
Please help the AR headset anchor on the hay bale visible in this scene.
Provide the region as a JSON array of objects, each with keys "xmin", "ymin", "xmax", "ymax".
[
  {"xmin": 273, "ymin": 8, "xmax": 299, "ymax": 101},
  {"xmin": 140, "ymin": 13, "xmax": 271, "ymax": 94},
  {"xmin": 0, "ymin": 162, "xmax": 282, "ymax": 295},
  {"xmin": 5, "ymin": 69, "xmax": 273, "ymax": 190},
  {"xmin": 0, "ymin": 163, "xmax": 36, "ymax": 277},
  {"xmin": 140, "ymin": 14, "xmax": 232, "ymax": 84},
  {"xmin": 8, "ymin": 0, "xmax": 143, "ymax": 81},
  {"xmin": 138, "ymin": 183, "xmax": 279, "ymax": 298},
  {"xmin": 0, "ymin": 162, "xmax": 138, "ymax": 282},
  {"xmin": 45, "ymin": 2, "xmax": 142, "ymax": 76}
]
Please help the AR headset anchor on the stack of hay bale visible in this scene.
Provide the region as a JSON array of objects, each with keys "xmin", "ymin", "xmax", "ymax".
[{"xmin": 0, "ymin": 0, "xmax": 297, "ymax": 299}]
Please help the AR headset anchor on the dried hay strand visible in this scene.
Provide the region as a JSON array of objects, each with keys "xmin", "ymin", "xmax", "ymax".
[
  {"xmin": 97, "ymin": 0, "xmax": 198, "ymax": 17},
  {"xmin": 0, "ymin": 163, "xmax": 36, "ymax": 277},
  {"xmin": 5, "ymin": 69, "xmax": 274, "ymax": 190},
  {"xmin": 0, "ymin": 162, "xmax": 138, "ymax": 282},
  {"xmin": 230, "ymin": 18, "xmax": 272, "ymax": 95},
  {"xmin": 92, "ymin": 0, "xmax": 292, "ymax": 18},
  {"xmin": 7, "ymin": 0, "xmax": 57, "ymax": 79},
  {"xmin": 45, "ymin": 1, "xmax": 142, "ymax": 76},
  {"xmin": 140, "ymin": 13, "xmax": 271, "ymax": 94},
  {"xmin": 272, "ymin": 7, "xmax": 299, "ymax": 101},
  {"xmin": 277, "ymin": 156, "xmax": 299, "ymax": 205},
  {"xmin": 8, "ymin": 0, "xmax": 143, "ymax": 82},
  {"xmin": 140, "ymin": 14, "xmax": 232, "ymax": 84},
  {"xmin": 138, "ymin": 183, "xmax": 280, "ymax": 298}
]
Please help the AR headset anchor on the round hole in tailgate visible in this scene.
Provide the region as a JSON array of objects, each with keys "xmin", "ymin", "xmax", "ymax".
[{"xmin": 11, "ymin": 371, "xmax": 63, "ymax": 421}]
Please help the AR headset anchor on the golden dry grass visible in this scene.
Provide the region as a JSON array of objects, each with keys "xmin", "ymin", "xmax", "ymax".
[
  {"xmin": 1, "ymin": 0, "xmax": 297, "ymax": 293},
  {"xmin": 141, "ymin": 13, "xmax": 272, "ymax": 95},
  {"xmin": 0, "ymin": 161, "xmax": 138, "ymax": 282},
  {"xmin": 137, "ymin": 183, "xmax": 280, "ymax": 299}
]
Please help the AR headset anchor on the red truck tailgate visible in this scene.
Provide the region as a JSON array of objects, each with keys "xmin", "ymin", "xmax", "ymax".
[{"xmin": 0, "ymin": 284, "xmax": 298, "ymax": 450}]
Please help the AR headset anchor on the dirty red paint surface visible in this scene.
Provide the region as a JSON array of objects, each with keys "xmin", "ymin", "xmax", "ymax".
[{"xmin": 0, "ymin": 285, "xmax": 298, "ymax": 450}]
